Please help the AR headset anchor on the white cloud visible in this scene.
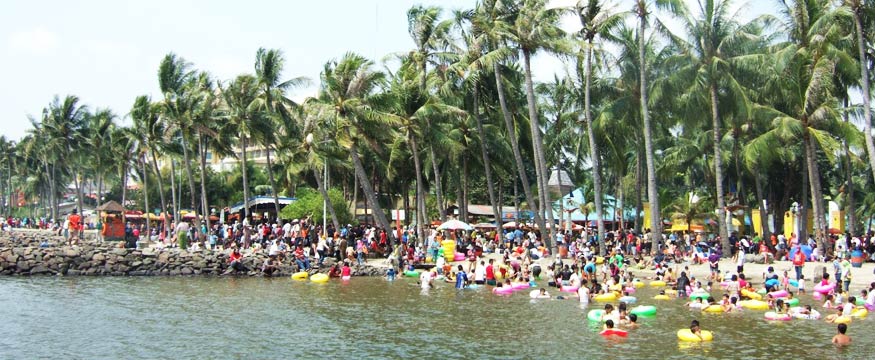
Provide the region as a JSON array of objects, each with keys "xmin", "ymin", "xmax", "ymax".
[{"xmin": 8, "ymin": 27, "xmax": 59, "ymax": 55}]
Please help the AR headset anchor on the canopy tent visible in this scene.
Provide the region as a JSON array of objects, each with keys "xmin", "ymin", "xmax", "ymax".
[
  {"xmin": 437, "ymin": 219, "xmax": 473, "ymax": 231},
  {"xmin": 472, "ymin": 222, "xmax": 497, "ymax": 229}
]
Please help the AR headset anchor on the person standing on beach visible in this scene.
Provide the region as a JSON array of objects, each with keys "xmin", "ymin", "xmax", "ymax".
[
  {"xmin": 175, "ymin": 220, "xmax": 190, "ymax": 249},
  {"xmin": 793, "ymin": 245, "xmax": 805, "ymax": 281},
  {"xmin": 67, "ymin": 210, "xmax": 81, "ymax": 246}
]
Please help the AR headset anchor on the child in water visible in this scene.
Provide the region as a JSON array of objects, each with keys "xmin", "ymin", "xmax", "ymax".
[
  {"xmin": 626, "ymin": 314, "xmax": 639, "ymax": 329},
  {"xmin": 386, "ymin": 267, "xmax": 396, "ymax": 281},
  {"xmin": 832, "ymin": 323, "xmax": 851, "ymax": 346},
  {"xmin": 690, "ymin": 320, "xmax": 703, "ymax": 338}
]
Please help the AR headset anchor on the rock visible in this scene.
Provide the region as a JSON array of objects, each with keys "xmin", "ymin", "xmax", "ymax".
[
  {"xmin": 16, "ymin": 261, "xmax": 30, "ymax": 272},
  {"xmin": 30, "ymin": 265, "xmax": 49, "ymax": 275},
  {"xmin": 157, "ymin": 252, "xmax": 170, "ymax": 264},
  {"xmin": 131, "ymin": 261, "xmax": 143, "ymax": 268},
  {"xmin": 66, "ymin": 270, "xmax": 80, "ymax": 276},
  {"xmin": 64, "ymin": 249, "xmax": 79, "ymax": 257},
  {"xmin": 169, "ymin": 269, "xmax": 180, "ymax": 276},
  {"xmin": 111, "ymin": 248, "xmax": 128, "ymax": 256},
  {"xmin": 92, "ymin": 253, "xmax": 106, "ymax": 262}
]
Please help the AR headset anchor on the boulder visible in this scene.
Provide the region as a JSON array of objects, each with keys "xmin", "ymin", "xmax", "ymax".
[
  {"xmin": 16, "ymin": 261, "xmax": 31, "ymax": 272},
  {"xmin": 92, "ymin": 253, "xmax": 106, "ymax": 262},
  {"xmin": 30, "ymin": 265, "xmax": 49, "ymax": 275}
]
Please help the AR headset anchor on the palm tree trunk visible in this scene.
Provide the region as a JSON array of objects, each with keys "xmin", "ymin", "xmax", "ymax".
[
  {"xmin": 121, "ymin": 158, "xmax": 129, "ymax": 212},
  {"xmin": 151, "ymin": 150, "xmax": 169, "ymax": 238},
  {"xmin": 462, "ymin": 155, "xmax": 470, "ymax": 221},
  {"xmin": 522, "ymin": 49, "xmax": 556, "ymax": 247},
  {"xmin": 409, "ymin": 132, "xmax": 427, "ymax": 243},
  {"xmin": 494, "ymin": 61, "xmax": 546, "ymax": 238},
  {"xmin": 74, "ymin": 171, "xmax": 84, "ymax": 215},
  {"xmin": 170, "ymin": 159, "xmax": 179, "ymax": 226},
  {"xmin": 241, "ymin": 137, "xmax": 251, "ymax": 220},
  {"xmin": 754, "ymin": 173, "xmax": 770, "ymax": 242},
  {"xmin": 852, "ymin": 4, "xmax": 875, "ymax": 195},
  {"xmin": 710, "ymin": 83, "xmax": 730, "ymax": 256},
  {"xmin": 349, "ymin": 143, "xmax": 395, "ymax": 242},
  {"xmin": 635, "ymin": 149, "xmax": 643, "ymax": 233},
  {"xmin": 584, "ymin": 42, "xmax": 607, "ymax": 255},
  {"xmin": 638, "ymin": 9, "xmax": 662, "ymax": 254},
  {"xmin": 181, "ymin": 136, "xmax": 201, "ymax": 236},
  {"xmin": 197, "ymin": 135, "xmax": 210, "ymax": 236},
  {"xmin": 265, "ymin": 146, "xmax": 281, "ymax": 225},
  {"xmin": 313, "ymin": 167, "xmax": 340, "ymax": 232},
  {"xmin": 803, "ymin": 125, "xmax": 828, "ymax": 251},
  {"xmin": 473, "ymin": 86, "xmax": 502, "ymax": 225},
  {"xmin": 141, "ymin": 155, "xmax": 151, "ymax": 239}
]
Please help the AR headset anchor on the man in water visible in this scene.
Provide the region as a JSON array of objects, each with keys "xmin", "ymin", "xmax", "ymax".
[
  {"xmin": 832, "ymin": 323, "xmax": 851, "ymax": 346},
  {"xmin": 455, "ymin": 265, "xmax": 469, "ymax": 289}
]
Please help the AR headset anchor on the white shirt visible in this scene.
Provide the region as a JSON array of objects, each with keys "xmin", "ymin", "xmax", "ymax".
[
  {"xmin": 268, "ymin": 242, "xmax": 279, "ymax": 256},
  {"xmin": 577, "ymin": 287, "xmax": 590, "ymax": 303},
  {"xmin": 866, "ymin": 291, "xmax": 875, "ymax": 307},
  {"xmin": 420, "ymin": 272, "xmax": 432, "ymax": 289},
  {"xmin": 842, "ymin": 302, "xmax": 854, "ymax": 317},
  {"xmin": 474, "ymin": 266, "xmax": 486, "ymax": 281}
]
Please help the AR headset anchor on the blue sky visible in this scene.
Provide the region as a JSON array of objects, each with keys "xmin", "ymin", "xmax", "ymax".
[{"xmin": 1, "ymin": 0, "xmax": 776, "ymax": 141}]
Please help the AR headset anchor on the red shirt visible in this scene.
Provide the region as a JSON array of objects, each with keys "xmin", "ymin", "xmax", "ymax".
[
  {"xmin": 295, "ymin": 248, "xmax": 305, "ymax": 260},
  {"xmin": 793, "ymin": 251, "xmax": 805, "ymax": 266},
  {"xmin": 341, "ymin": 266, "xmax": 351, "ymax": 277},
  {"xmin": 229, "ymin": 252, "xmax": 242, "ymax": 263},
  {"xmin": 485, "ymin": 265, "xmax": 495, "ymax": 280}
]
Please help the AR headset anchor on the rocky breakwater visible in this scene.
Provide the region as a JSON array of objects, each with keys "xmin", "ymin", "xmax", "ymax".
[{"xmin": 0, "ymin": 230, "xmax": 388, "ymax": 277}]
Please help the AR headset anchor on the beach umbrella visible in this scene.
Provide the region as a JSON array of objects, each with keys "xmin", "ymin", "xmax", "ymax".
[
  {"xmin": 437, "ymin": 219, "xmax": 473, "ymax": 231},
  {"xmin": 473, "ymin": 222, "xmax": 497, "ymax": 229}
]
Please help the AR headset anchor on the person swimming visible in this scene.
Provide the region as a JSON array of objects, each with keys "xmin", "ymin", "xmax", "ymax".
[{"xmin": 832, "ymin": 323, "xmax": 851, "ymax": 346}]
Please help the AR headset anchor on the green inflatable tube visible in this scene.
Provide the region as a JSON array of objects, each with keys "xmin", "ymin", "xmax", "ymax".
[
  {"xmin": 630, "ymin": 305, "xmax": 657, "ymax": 316},
  {"xmin": 404, "ymin": 270, "xmax": 420, "ymax": 277},
  {"xmin": 785, "ymin": 298, "xmax": 800, "ymax": 306},
  {"xmin": 690, "ymin": 293, "xmax": 711, "ymax": 300},
  {"xmin": 587, "ymin": 309, "xmax": 605, "ymax": 322}
]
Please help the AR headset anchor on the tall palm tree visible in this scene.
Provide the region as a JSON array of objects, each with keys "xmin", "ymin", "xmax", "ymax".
[
  {"xmin": 311, "ymin": 53, "xmax": 398, "ymax": 241},
  {"xmin": 407, "ymin": 5, "xmax": 455, "ymax": 222},
  {"xmin": 41, "ymin": 95, "xmax": 88, "ymax": 216},
  {"xmin": 507, "ymin": 0, "xmax": 567, "ymax": 246},
  {"xmin": 254, "ymin": 47, "xmax": 309, "ymax": 224},
  {"xmin": 158, "ymin": 53, "xmax": 201, "ymax": 232},
  {"xmin": 221, "ymin": 74, "xmax": 270, "ymax": 221},
  {"xmin": 842, "ymin": 0, "xmax": 875, "ymax": 193},
  {"xmin": 634, "ymin": 0, "xmax": 683, "ymax": 252},
  {"xmin": 574, "ymin": 0, "xmax": 625, "ymax": 254},
  {"xmin": 131, "ymin": 95, "xmax": 170, "ymax": 236},
  {"xmin": 662, "ymin": 0, "xmax": 768, "ymax": 254},
  {"xmin": 470, "ymin": 0, "xmax": 547, "ymax": 237}
]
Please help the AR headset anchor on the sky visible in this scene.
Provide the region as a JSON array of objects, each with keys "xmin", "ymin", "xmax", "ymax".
[{"xmin": 1, "ymin": 0, "xmax": 777, "ymax": 142}]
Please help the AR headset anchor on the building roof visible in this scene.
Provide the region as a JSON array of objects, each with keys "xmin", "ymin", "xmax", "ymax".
[{"xmin": 229, "ymin": 196, "xmax": 297, "ymax": 213}]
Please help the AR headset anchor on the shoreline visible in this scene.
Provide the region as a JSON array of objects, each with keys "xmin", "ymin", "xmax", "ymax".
[{"xmin": 3, "ymin": 229, "xmax": 875, "ymax": 296}]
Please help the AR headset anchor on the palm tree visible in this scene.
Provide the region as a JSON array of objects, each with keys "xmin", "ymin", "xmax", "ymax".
[
  {"xmin": 131, "ymin": 95, "xmax": 170, "ymax": 236},
  {"xmin": 470, "ymin": 0, "xmax": 547, "ymax": 238},
  {"xmin": 407, "ymin": 5, "xmax": 455, "ymax": 222},
  {"xmin": 254, "ymin": 48, "xmax": 309, "ymax": 224},
  {"xmin": 221, "ymin": 74, "xmax": 270, "ymax": 221},
  {"xmin": 751, "ymin": 0, "xmax": 859, "ymax": 250},
  {"xmin": 634, "ymin": 0, "xmax": 683, "ymax": 253},
  {"xmin": 311, "ymin": 53, "xmax": 398, "ymax": 241},
  {"xmin": 661, "ymin": 0, "xmax": 769, "ymax": 254},
  {"xmin": 41, "ymin": 95, "xmax": 88, "ymax": 216},
  {"xmin": 508, "ymin": 0, "xmax": 568, "ymax": 246},
  {"xmin": 158, "ymin": 53, "xmax": 201, "ymax": 233},
  {"xmin": 574, "ymin": 0, "xmax": 625, "ymax": 254},
  {"xmin": 842, "ymin": 0, "xmax": 875, "ymax": 193}
]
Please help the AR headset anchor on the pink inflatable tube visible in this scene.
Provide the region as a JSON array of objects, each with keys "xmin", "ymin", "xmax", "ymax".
[
  {"xmin": 493, "ymin": 286, "xmax": 514, "ymax": 295},
  {"xmin": 769, "ymin": 290, "xmax": 788, "ymax": 298},
  {"xmin": 813, "ymin": 283, "xmax": 835, "ymax": 294},
  {"xmin": 560, "ymin": 286, "xmax": 580, "ymax": 293}
]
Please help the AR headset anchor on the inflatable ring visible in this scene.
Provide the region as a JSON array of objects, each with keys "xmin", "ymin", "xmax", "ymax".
[
  {"xmin": 856, "ymin": 298, "xmax": 866, "ymax": 306},
  {"xmin": 595, "ymin": 256, "xmax": 605, "ymax": 264},
  {"xmin": 608, "ymin": 284, "xmax": 622, "ymax": 292},
  {"xmin": 765, "ymin": 279, "xmax": 779, "ymax": 287},
  {"xmin": 600, "ymin": 328, "xmax": 628, "ymax": 337},
  {"xmin": 677, "ymin": 329, "xmax": 713, "ymax": 342},
  {"xmin": 703, "ymin": 305, "xmax": 724, "ymax": 313},
  {"xmin": 630, "ymin": 305, "xmax": 657, "ymax": 316},
  {"xmin": 769, "ymin": 290, "xmax": 788, "ymax": 298},
  {"xmin": 511, "ymin": 282, "xmax": 531, "ymax": 290},
  {"xmin": 310, "ymin": 273, "xmax": 329, "ymax": 283},
  {"xmin": 624, "ymin": 286, "xmax": 636, "ymax": 294},
  {"xmin": 756, "ymin": 288, "xmax": 767, "ymax": 295},
  {"xmin": 403, "ymin": 270, "xmax": 420, "ymax": 277},
  {"xmin": 654, "ymin": 294, "xmax": 671, "ymax": 300},
  {"xmin": 587, "ymin": 309, "xmax": 605, "ymax": 322},
  {"xmin": 689, "ymin": 292, "xmax": 711, "ymax": 301},
  {"xmin": 650, "ymin": 280, "xmax": 667, "ymax": 287},
  {"xmin": 632, "ymin": 281, "xmax": 645, "ymax": 288},
  {"xmin": 559, "ymin": 286, "xmax": 579, "ymax": 293},
  {"xmin": 619, "ymin": 296, "xmax": 637, "ymax": 304},
  {"xmin": 739, "ymin": 300, "xmax": 770, "ymax": 310},
  {"xmin": 851, "ymin": 308, "xmax": 868, "ymax": 318},
  {"xmin": 834, "ymin": 316, "xmax": 852, "ymax": 324},
  {"xmin": 813, "ymin": 283, "xmax": 835, "ymax": 294},
  {"xmin": 493, "ymin": 286, "xmax": 514, "ymax": 295},
  {"xmin": 594, "ymin": 293, "xmax": 617, "ymax": 302},
  {"xmin": 764, "ymin": 311, "xmax": 791, "ymax": 321},
  {"xmin": 665, "ymin": 289, "xmax": 678, "ymax": 296},
  {"xmin": 785, "ymin": 298, "xmax": 800, "ymax": 306},
  {"xmin": 741, "ymin": 289, "xmax": 762, "ymax": 300},
  {"xmin": 791, "ymin": 309, "xmax": 821, "ymax": 320},
  {"xmin": 291, "ymin": 271, "xmax": 309, "ymax": 280}
]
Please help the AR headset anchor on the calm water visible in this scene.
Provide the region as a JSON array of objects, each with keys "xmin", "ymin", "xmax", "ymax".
[{"xmin": 0, "ymin": 276, "xmax": 869, "ymax": 359}]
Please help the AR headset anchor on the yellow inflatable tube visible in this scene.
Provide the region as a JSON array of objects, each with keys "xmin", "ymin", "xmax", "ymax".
[
  {"xmin": 703, "ymin": 305, "xmax": 724, "ymax": 313},
  {"xmin": 594, "ymin": 293, "xmax": 617, "ymax": 302},
  {"xmin": 851, "ymin": 308, "xmax": 868, "ymax": 318},
  {"xmin": 677, "ymin": 329, "xmax": 713, "ymax": 342},
  {"xmin": 834, "ymin": 316, "xmax": 852, "ymax": 324},
  {"xmin": 650, "ymin": 280, "xmax": 667, "ymax": 287},
  {"xmin": 291, "ymin": 271, "xmax": 309, "ymax": 280},
  {"xmin": 654, "ymin": 295, "xmax": 671, "ymax": 300},
  {"xmin": 739, "ymin": 300, "xmax": 769, "ymax": 310},
  {"xmin": 741, "ymin": 289, "xmax": 762, "ymax": 300},
  {"xmin": 310, "ymin": 273, "xmax": 329, "ymax": 283}
]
